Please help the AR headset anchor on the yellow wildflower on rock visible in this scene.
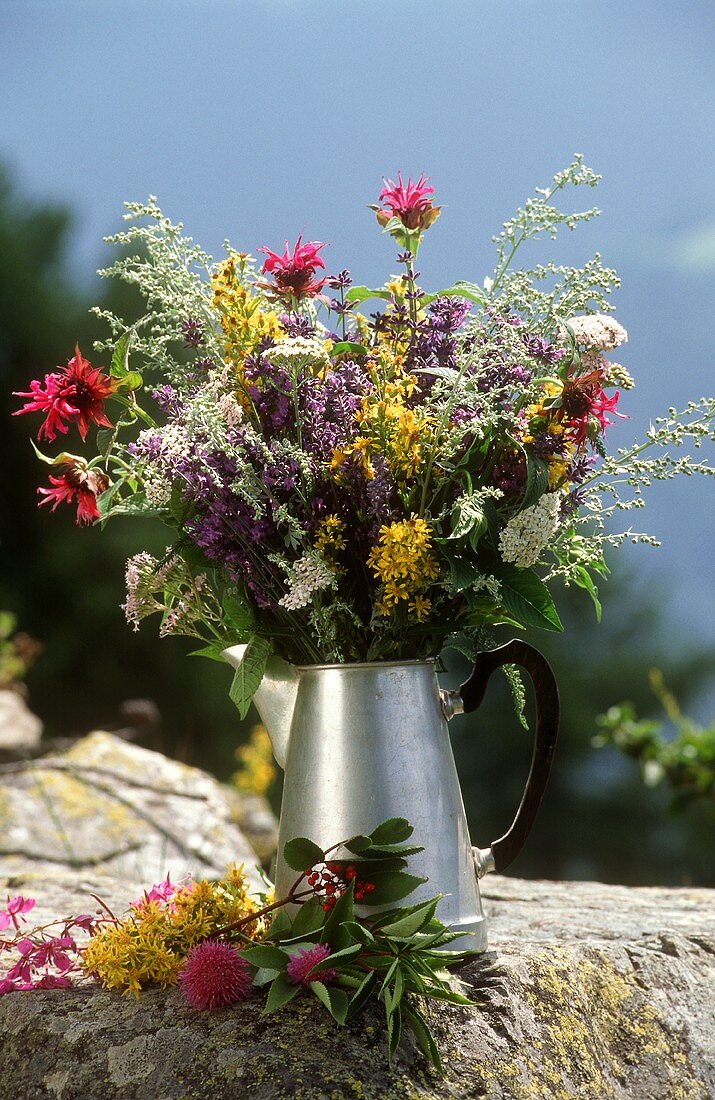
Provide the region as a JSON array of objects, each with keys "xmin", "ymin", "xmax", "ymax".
[{"xmin": 81, "ymin": 866, "xmax": 264, "ymax": 995}]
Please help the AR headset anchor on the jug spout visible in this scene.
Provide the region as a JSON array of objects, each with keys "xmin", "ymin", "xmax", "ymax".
[{"xmin": 222, "ymin": 646, "xmax": 300, "ymax": 769}]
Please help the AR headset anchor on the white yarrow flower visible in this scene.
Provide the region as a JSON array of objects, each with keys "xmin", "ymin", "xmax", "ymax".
[
  {"xmin": 499, "ymin": 494, "xmax": 562, "ymax": 569},
  {"xmin": 563, "ymin": 314, "xmax": 628, "ymax": 351},
  {"xmin": 279, "ymin": 553, "xmax": 334, "ymax": 611}
]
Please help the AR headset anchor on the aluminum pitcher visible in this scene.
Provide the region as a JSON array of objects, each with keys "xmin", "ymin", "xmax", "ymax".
[{"xmin": 223, "ymin": 640, "xmax": 559, "ymax": 952}]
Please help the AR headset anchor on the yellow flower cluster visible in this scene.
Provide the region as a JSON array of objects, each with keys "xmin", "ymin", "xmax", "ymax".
[
  {"xmin": 81, "ymin": 866, "xmax": 263, "ymax": 995},
  {"xmin": 211, "ymin": 255, "xmax": 283, "ymax": 367},
  {"xmin": 314, "ymin": 514, "xmax": 348, "ymax": 564},
  {"xmin": 367, "ymin": 517, "xmax": 439, "ymax": 620},
  {"xmin": 521, "ymin": 383, "xmax": 574, "ymax": 490},
  {"xmin": 332, "ymin": 350, "xmax": 430, "ymax": 481},
  {"xmin": 232, "ymin": 725, "xmax": 277, "ymax": 797}
]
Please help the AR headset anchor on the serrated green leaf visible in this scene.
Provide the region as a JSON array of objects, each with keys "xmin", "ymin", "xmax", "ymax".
[
  {"xmin": 344, "ymin": 834, "xmax": 373, "ymax": 854},
  {"xmin": 368, "ymin": 818, "xmax": 413, "ymax": 845},
  {"xmin": 282, "ymin": 836, "xmax": 324, "ymax": 872},
  {"xmin": 241, "ymin": 944, "xmax": 290, "ymax": 970},
  {"xmin": 223, "ymin": 592, "xmax": 256, "ymax": 636},
  {"xmin": 492, "ymin": 564, "xmax": 563, "ymax": 632},
  {"xmin": 252, "ymin": 966, "xmax": 280, "ymax": 987},
  {"xmin": 288, "ymin": 895, "xmax": 324, "ymax": 939},
  {"xmin": 360, "ymin": 872, "xmax": 427, "ymax": 907},
  {"xmin": 264, "ymin": 971, "xmax": 300, "ymax": 1013},
  {"xmin": 309, "ymin": 981, "xmax": 348, "ymax": 1024},
  {"xmin": 346, "ymin": 971, "xmax": 377, "ymax": 1020},
  {"xmin": 340, "ymin": 921, "xmax": 375, "ymax": 946},
  {"xmin": 321, "ymin": 882, "xmax": 355, "ymax": 948},
  {"xmin": 228, "ymin": 635, "xmax": 272, "ymax": 718},
  {"xmin": 269, "ymin": 908, "xmax": 292, "ymax": 939},
  {"xmin": 377, "ymin": 897, "xmax": 441, "ymax": 938},
  {"xmin": 359, "ymin": 843, "xmax": 423, "ymax": 858},
  {"xmin": 402, "ymin": 1002, "xmax": 442, "ymax": 1073},
  {"xmin": 387, "ymin": 1001, "xmax": 402, "ymax": 1062}
]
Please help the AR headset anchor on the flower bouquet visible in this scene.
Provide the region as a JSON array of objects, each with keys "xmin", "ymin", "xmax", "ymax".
[{"xmin": 14, "ymin": 156, "xmax": 713, "ymax": 714}]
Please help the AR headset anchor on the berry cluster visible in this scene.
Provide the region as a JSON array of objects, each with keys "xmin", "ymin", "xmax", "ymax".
[{"xmin": 306, "ymin": 862, "xmax": 376, "ymax": 910}]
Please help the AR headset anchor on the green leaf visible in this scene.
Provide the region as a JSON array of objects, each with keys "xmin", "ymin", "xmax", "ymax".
[
  {"xmin": 252, "ymin": 966, "xmax": 279, "ymax": 987},
  {"xmin": 346, "ymin": 971, "xmax": 377, "ymax": 1020},
  {"xmin": 331, "ymin": 341, "xmax": 368, "ymax": 357},
  {"xmin": 402, "ymin": 1002, "xmax": 442, "ymax": 1073},
  {"xmin": 269, "ymin": 909, "xmax": 292, "ymax": 939},
  {"xmin": 359, "ymin": 843, "xmax": 423, "ymax": 858},
  {"xmin": 345, "ymin": 285, "xmax": 391, "ymax": 305},
  {"xmin": 96, "ymin": 427, "xmax": 115, "ymax": 457},
  {"xmin": 572, "ymin": 565, "xmax": 602, "ymax": 622},
  {"xmin": 321, "ymin": 882, "xmax": 355, "ymax": 948},
  {"xmin": 288, "ymin": 895, "xmax": 325, "ymax": 939},
  {"xmin": 377, "ymin": 897, "xmax": 441, "ymax": 938},
  {"xmin": 110, "ymin": 332, "xmax": 131, "ymax": 378},
  {"xmin": 492, "ymin": 563, "xmax": 564, "ymax": 632},
  {"xmin": 241, "ymin": 944, "xmax": 290, "ymax": 970},
  {"xmin": 228, "ymin": 635, "xmax": 272, "ymax": 718},
  {"xmin": 447, "ymin": 551, "xmax": 483, "ymax": 594},
  {"xmin": 421, "ymin": 280, "xmax": 484, "ymax": 307},
  {"xmin": 340, "ymin": 921, "xmax": 375, "ymax": 947},
  {"xmin": 344, "ymin": 834, "xmax": 373, "ymax": 854},
  {"xmin": 387, "ymin": 1001, "xmax": 402, "ymax": 1062},
  {"xmin": 359, "ymin": 872, "xmax": 427, "ymax": 906},
  {"xmin": 309, "ymin": 982, "xmax": 348, "ymax": 1024},
  {"xmin": 522, "ymin": 449, "xmax": 550, "ymax": 509},
  {"xmin": 368, "ymin": 818, "xmax": 413, "ymax": 846},
  {"xmin": 188, "ymin": 644, "xmax": 226, "ymax": 663},
  {"xmin": 118, "ymin": 370, "xmax": 143, "ymax": 391},
  {"xmin": 264, "ymin": 972, "xmax": 300, "ymax": 1013},
  {"xmin": 282, "ymin": 836, "xmax": 325, "ymax": 872},
  {"xmin": 222, "ymin": 592, "xmax": 255, "ymax": 639}
]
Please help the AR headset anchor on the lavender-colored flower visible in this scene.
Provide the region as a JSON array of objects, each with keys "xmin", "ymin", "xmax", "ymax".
[
  {"xmin": 152, "ymin": 386, "xmax": 184, "ymax": 417},
  {"xmin": 522, "ymin": 333, "xmax": 566, "ymax": 364},
  {"xmin": 181, "ymin": 317, "xmax": 204, "ymax": 348},
  {"xmin": 278, "ymin": 311, "xmax": 314, "ymax": 338},
  {"xmin": 326, "ymin": 269, "xmax": 352, "ymax": 290}
]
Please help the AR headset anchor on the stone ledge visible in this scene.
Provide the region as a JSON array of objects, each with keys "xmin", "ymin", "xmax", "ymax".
[{"xmin": 1, "ymin": 874, "xmax": 713, "ymax": 1100}]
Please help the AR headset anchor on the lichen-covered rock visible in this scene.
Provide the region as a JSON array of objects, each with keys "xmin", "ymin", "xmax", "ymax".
[
  {"xmin": 0, "ymin": 872, "xmax": 713, "ymax": 1099},
  {"xmin": 0, "ymin": 689, "xmax": 42, "ymax": 756},
  {"xmin": 0, "ymin": 730, "xmax": 276, "ymax": 887}
]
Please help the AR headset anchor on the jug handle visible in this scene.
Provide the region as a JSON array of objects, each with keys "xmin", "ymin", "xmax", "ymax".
[{"xmin": 445, "ymin": 639, "xmax": 559, "ymax": 878}]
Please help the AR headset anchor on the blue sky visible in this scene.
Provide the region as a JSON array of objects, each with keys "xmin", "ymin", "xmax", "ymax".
[{"xmin": 3, "ymin": 0, "xmax": 714, "ymax": 643}]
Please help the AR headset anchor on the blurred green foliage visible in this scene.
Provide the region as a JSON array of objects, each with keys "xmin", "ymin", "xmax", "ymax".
[
  {"xmin": 1, "ymin": 166, "xmax": 712, "ymax": 886},
  {"xmin": 595, "ymin": 669, "xmax": 715, "ymax": 812}
]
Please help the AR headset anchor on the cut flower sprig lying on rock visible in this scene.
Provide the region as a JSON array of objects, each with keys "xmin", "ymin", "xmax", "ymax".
[
  {"xmin": 14, "ymin": 157, "xmax": 715, "ymax": 713},
  {"xmin": 0, "ymin": 819, "xmax": 472, "ymax": 1073}
]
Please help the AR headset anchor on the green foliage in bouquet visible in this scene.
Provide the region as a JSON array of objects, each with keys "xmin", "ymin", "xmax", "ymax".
[{"xmin": 14, "ymin": 157, "xmax": 714, "ymax": 715}]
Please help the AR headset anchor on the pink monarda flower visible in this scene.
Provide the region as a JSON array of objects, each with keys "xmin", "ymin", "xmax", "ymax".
[
  {"xmin": 258, "ymin": 236, "xmax": 327, "ymax": 300},
  {"xmin": 286, "ymin": 943, "xmax": 336, "ymax": 987},
  {"xmin": 374, "ymin": 172, "xmax": 441, "ymax": 232},
  {"xmin": 38, "ymin": 458, "xmax": 109, "ymax": 526},
  {"xmin": 14, "ymin": 345, "xmax": 117, "ymax": 442},
  {"xmin": 178, "ymin": 940, "xmax": 253, "ymax": 1011}
]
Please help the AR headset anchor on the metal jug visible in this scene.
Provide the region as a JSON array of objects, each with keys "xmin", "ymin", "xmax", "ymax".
[{"xmin": 223, "ymin": 640, "xmax": 559, "ymax": 952}]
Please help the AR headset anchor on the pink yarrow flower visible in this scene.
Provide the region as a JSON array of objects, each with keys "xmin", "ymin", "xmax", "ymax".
[
  {"xmin": 179, "ymin": 940, "xmax": 253, "ymax": 1011},
  {"xmin": 258, "ymin": 236, "xmax": 327, "ymax": 300},
  {"xmin": 286, "ymin": 943, "xmax": 336, "ymax": 987}
]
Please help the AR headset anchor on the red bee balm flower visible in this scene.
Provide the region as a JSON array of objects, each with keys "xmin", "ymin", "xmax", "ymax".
[
  {"xmin": 374, "ymin": 173, "xmax": 441, "ymax": 232},
  {"xmin": 258, "ymin": 236, "xmax": 327, "ymax": 300},
  {"xmin": 14, "ymin": 345, "xmax": 117, "ymax": 442},
  {"xmin": 38, "ymin": 459, "xmax": 109, "ymax": 526}
]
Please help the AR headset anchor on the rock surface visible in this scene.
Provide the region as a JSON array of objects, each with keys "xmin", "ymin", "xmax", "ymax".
[
  {"xmin": 0, "ymin": 730, "xmax": 276, "ymax": 889},
  {"xmin": 0, "ymin": 688, "xmax": 43, "ymax": 756},
  {"xmin": 1, "ymin": 870, "xmax": 713, "ymax": 1099},
  {"xmin": 1, "ymin": 735, "xmax": 713, "ymax": 1098}
]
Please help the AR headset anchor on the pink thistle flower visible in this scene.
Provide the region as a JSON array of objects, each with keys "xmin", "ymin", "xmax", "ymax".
[
  {"xmin": 178, "ymin": 940, "xmax": 253, "ymax": 1011},
  {"xmin": 286, "ymin": 943, "xmax": 336, "ymax": 987},
  {"xmin": 375, "ymin": 173, "xmax": 441, "ymax": 232},
  {"xmin": 14, "ymin": 345, "xmax": 117, "ymax": 442},
  {"xmin": 258, "ymin": 236, "xmax": 327, "ymax": 300}
]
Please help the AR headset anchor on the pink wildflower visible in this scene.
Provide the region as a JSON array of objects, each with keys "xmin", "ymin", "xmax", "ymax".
[
  {"xmin": 132, "ymin": 872, "xmax": 179, "ymax": 911},
  {"xmin": 374, "ymin": 173, "xmax": 441, "ymax": 232},
  {"xmin": 286, "ymin": 943, "xmax": 336, "ymax": 987},
  {"xmin": 258, "ymin": 237, "xmax": 327, "ymax": 300},
  {"xmin": 1, "ymin": 895, "xmax": 36, "ymax": 931},
  {"xmin": 179, "ymin": 940, "xmax": 253, "ymax": 1011}
]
